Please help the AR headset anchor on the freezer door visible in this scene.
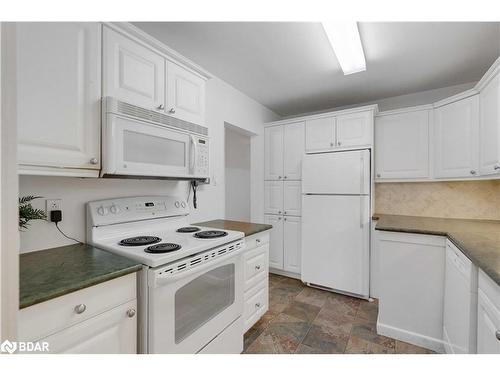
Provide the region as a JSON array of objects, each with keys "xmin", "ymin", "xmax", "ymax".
[
  {"xmin": 302, "ymin": 149, "xmax": 370, "ymax": 194},
  {"xmin": 301, "ymin": 195, "xmax": 370, "ymax": 297}
]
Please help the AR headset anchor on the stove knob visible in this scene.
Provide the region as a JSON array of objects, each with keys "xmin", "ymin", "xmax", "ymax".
[
  {"xmin": 97, "ymin": 205, "xmax": 109, "ymax": 216},
  {"xmin": 110, "ymin": 204, "xmax": 120, "ymax": 214},
  {"xmin": 181, "ymin": 201, "xmax": 186, "ymax": 208}
]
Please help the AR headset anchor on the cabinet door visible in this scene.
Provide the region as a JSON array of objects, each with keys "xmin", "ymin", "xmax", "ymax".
[
  {"xmin": 42, "ymin": 300, "xmax": 137, "ymax": 354},
  {"xmin": 264, "ymin": 126, "xmax": 284, "ymax": 180},
  {"xmin": 375, "ymin": 110, "xmax": 430, "ymax": 179},
  {"xmin": 103, "ymin": 26, "xmax": 165, "ymax": 110},
  {"xmin": 283, "ymin": 216, "xmax": 301, "ymax": 274},
  {"xmin": 479, "ymin": 71, "xmax": 500, "ymax": 175},
  {"xmin": 264, "ymin": 181, "xmax": 283, "ymax": 215},
  {"xmin": 17, "ymin": 22, "xmax": 101, "ymax": 171},
  {"xmin": 434, "ymin": 96, "xmax": 479, "ymax": 178},
  {"xmin": 305, "ymin": 117, "xmax": 335, "ymax": 152},
  {"xmin": 283, "ymin": 181, "xmax": 301, "ymax": 216},
  {"xmin": 477, "ymin": 291, "xmax": 500, "ymax": 354},
  {"xmin": 336, "ymin": 111, "xmax": 372, "ymax": 147},
  {"xmin": 264, "ymin": 215, "xmax": 284, "ymax": 270},
  {"xmin": 283, "ymin": 122, "xmax": 305, "ymax": 180},
  {"xmin": 166, "ymin": 61, "xmax": 206, "ymax": 125}
]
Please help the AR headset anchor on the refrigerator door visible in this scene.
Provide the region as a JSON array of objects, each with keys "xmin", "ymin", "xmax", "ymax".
[
  {"xmin": 302, "ymin": 149, "xmax": 370, "ymax": 195},
  {"xmin": 301, "ymin": 194, "xmax": 370, "ymax": 297}
]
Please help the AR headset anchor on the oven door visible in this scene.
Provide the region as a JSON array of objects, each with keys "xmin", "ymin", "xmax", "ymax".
[
  {"xmin": 148, "ymin": 251, "xmax": 244, "ymax": 354},
  {"xmin": 102, "ymin": 114, "xmax": 196, "ymax": 178}
]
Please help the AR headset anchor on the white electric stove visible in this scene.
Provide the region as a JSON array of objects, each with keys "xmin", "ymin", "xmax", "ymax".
[{"xmin": 87, "ymin": 196, "xmax": 246, "ymax": 354}]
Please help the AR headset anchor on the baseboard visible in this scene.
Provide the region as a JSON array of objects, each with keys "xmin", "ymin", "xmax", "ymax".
[
  {"xmin": 269, "ymin": 268, "xmax": 301, "ymax": 280},
  {"xmin": 377, "ymin": 318, "xmax": 446, "ymax": 353}
]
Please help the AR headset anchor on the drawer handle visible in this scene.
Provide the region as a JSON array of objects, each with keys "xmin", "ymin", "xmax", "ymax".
[
  {"xmin": 255, "ymin": 265, "xmax": 261, "ymax": 270},
  {"xmin": 256, "ymin": 239, "xmax": 261, "ymax": 244},
  {"xmin": 127, "ymin": 309, "xmax": 136, "ymax": 318},
  {"xmin": 496, "ymin": 330, "xmax": 500, "ymax": 341},
  {"xmin": 255, "ymin": 303, "xmax": 261, "ymax": 309},
  {"xmin": 74, "ymin": 304, "xmax": 86, "ymax": 314}
]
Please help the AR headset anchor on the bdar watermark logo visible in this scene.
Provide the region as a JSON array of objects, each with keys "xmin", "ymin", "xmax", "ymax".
[{"xmin": 1, "ymin": 340, "xmax": 49, "ymax": 354}]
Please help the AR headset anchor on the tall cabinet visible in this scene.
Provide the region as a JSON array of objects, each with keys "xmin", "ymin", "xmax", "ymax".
[{"xmin": 264, "ymin": 121, "xmax": 304, "ymax": 277}]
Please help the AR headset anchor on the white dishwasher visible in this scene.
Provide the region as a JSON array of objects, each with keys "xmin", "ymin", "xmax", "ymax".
[{"xmin": 443, "ymin": 240, "xmax": 478, "ymax": 354}]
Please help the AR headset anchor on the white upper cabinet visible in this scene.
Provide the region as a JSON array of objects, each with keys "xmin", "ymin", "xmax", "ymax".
[
  {"xmin": 283, "ymin": 216, "xmax": 301, "ymax": 274},
  {"xmin": 264, "ymin": 181, "xmax": 284, "ymax": 215},
  {"xmin": 336, "ymin": 111, "xmax": 372, "ymax": 147},
  {"xmin": 434, "ymin": 95, "xmax": 479, "ymax": 178},
  {"xmin": 375, "ymin": 109, "xmax": 430, "ymax": 180},
  {"xmin": 305, "ymin": 117, "xmax": 336, "ymax": 152},
  {"xmin": 283, "ymin": 181, "xmax": 301, "ymax": 216},
  {"xmin": 283, "ymin": 122, "xmax": 305, "ymax": 180},
  {"xmin": 103, "ymin": 26, "xmax": 165, "ymax": 110},
  {"xmin": 166, "ymin": 61, "xmax": 206, "ymax": 125},
  {"xmin": 479, "ymin": 67, "xmax": 500, "ymax": 176},
  {"xmin": 264, "ymin": 126, "xmax": 284, "ymax": 180},
  {"xmin": 17, "ymin": 22, "xmax": 102, "ymax": 175}
]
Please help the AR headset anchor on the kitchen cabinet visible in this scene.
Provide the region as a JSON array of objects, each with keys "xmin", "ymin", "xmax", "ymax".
[
  {"xmin": 433, "ymin": 95, "xmax": 479, "ymax": 178},
  {"xmin": 265, "ymin": 180, "xmax": 301, "ymax": 217},
  {"xmin": 243, "ymin": 231, "xmax": 270, "ymax": 332},
  {"xmin": 375, "ymin": 108, "xmax": 430, "ymax": 180},
  {"xmin": 103, "ymin": 26, "xmax": 165, "ymax": 110},
  {"xmin": 264, "ymin": 122, "xmax": 304, "ymax": 181},
  {"xmin": 479, "ymin": 67, "xmax": 500, "ymax": 176},
  {"xmin": 166, "ymin": 61, "xmax": 206, "ymax": 125},
  {"xmin": 19, "ymin": 273, "xmax": 137, "ymax": 354},
  {"xmin": 16, "ymin": 22, "xmax": 102, "ymax": 176},
  {"xmin": 377, "ymin": 231, "xmax": 446, "ymax": 352},
  {"xmin": 283, "ymin": 180, "xmax": 302, "ymax": 216},
  {"xmin": 264, "ymin": 181, "xmax": 284, "ymax": 215},
  {"xmin": 336, "ymin": 111, "xmax": 372, "ymax": 147},
  {"xmin": 305, "ymin": 117, "xmax": 336, "ymax": 152},
  {"xmin": 477, "ymin": 270, "xmax": 500, "ymax": 354},
  {"xmin": 283, "ymin": 216, "xmax": 301, "ymax": 274},
  {"xmin": 264, "ymin": 215, "xmax": 284, "ymax": 270}
]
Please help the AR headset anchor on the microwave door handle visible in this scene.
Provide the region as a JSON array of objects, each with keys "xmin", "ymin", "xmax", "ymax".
[{"xmin": 190, "ymin": 135, "xmax": 198, "ymax": 173}]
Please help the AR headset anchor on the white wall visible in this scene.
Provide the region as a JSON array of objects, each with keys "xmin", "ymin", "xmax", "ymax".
[
  {"xmin": 225, "ymin": 125, "xmax": 251, "ymax": 221},
  {"xmin": 19, "ymin": 76, "xmax": 279, "ymax": 253}
]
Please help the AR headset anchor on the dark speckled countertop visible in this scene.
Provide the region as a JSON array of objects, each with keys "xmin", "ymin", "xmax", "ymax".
[
  {"xmin": 20, "ymin": 244, "xmax": 142, "ymax": 309},
  {"xmin": 193, "ymin": 219, "xmax": 272, "ymax": 237},
  {"xmin": 374, "ymin": 214, "xmax": 500, "ymax": 286}
]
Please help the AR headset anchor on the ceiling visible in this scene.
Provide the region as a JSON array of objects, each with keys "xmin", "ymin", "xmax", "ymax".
[{"xmin": 134, "ymin": 22, "xmax": 500, "ymax": 116}]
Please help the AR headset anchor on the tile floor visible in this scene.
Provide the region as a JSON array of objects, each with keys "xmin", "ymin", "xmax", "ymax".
[{"xmin": 243, "ymin": 274, "xmax": 435, "ymax": 354}]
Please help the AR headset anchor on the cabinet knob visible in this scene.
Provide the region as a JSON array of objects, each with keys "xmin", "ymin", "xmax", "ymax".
[
  {"xmin": 376, "ymin": 174, "xmax": 381, "ymax": 178},
  {"xmin": 90, "ymin": 158, "xmax": 98, "ymax": 165},
  {"xmin": 283, "ymin": 211, "xmax": 287, "ymax": 215},
  {"xmin": 255, "ymin": 303, "xmax": 261, "ymax": 308},
  {"xmin": 495, "ymin": 330, "xmax": 500, "ymax": 341},
  {"xmin": 74, "ymin": 304, "xmax": 86, "ymax": 314},
  {"xmin": 278, "ymin": 217, "xmax": 281, "ymax": 220},
  {"xmin": 330, "ymin": 142, "xmax": 334, "ymax": 147},
  {"xmin": 278, "ymin": 176, "xmax": 282, "ymax": 179},
  {"xmin": 278, "ymin": 211, "xmax": 282, "ymax": 214},
  {"xmin": 470, "ymin": 170, "xmax": 476, "ymax": 175},
  {"xmin": 169, "ymin": 108, "xmax": 176, "ymax": 114},
  {"xmin": 284, "ymin": 176, "xmax": 287, "ymax": 179},
  {"xmin": 337, "ymin": 141, "xmax": 342, "ymax": 146},
  {"xmin": 494, "ymin": 164, "xmax": 500, "ymax": 171},
  {"xmin": 256, "ymin": 239, "xmax": 261, "ymax": 243},
  {"xmin": 127, "ymin": 309, "xmax": 136, "ymax": 318},
  {"xmin": 157, "ymin": 104, "xmax": 165, "ymax": 110},
  {"xmin": 255, "ymin": 265, "xmax": 261, "ymax": 270},
  {"xmin": 284, "ymin": 217, "xmax": 287, "ymax": 221}
]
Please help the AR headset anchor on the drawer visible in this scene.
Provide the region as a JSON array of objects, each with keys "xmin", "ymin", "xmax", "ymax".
[
  {"xmin": 244, "ymin": 279, "xmax": 268, "ymax": 331},
  {"xmin": 19, "ymin": 273, "xmax": 137, "ymax": 341},
  {"xmin": 243, "ymin": 244, "xmax": 269, "ymax": 291},
  {"xmin": 245, "ymin": 231, "xmax": 270, "ymax": 252}
]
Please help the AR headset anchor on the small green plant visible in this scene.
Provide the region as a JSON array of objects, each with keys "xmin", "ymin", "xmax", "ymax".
[{"xmin": 19, "ymin": 195, "xmax": 46, "ymax": 230}]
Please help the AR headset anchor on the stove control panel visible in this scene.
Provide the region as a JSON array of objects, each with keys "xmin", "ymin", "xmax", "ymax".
[{"xmin": 88, "ymin": 196, "xmax": 189, "ymax": 226}]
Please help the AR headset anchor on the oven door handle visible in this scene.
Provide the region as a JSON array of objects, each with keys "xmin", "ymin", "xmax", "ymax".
[{"xmin": 151, "ymin": 246, "xmax": 246, "ymax": 287}]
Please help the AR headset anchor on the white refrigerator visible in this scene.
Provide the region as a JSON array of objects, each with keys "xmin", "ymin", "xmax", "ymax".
[{"xmin": 301, "ymin": 149, "xmax": 370, "ymax": 299}]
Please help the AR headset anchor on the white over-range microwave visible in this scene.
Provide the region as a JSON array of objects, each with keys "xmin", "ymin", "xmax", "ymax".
[{"xmin": 101, "ymin": 97, "xmax": 209, "ymax": 180}]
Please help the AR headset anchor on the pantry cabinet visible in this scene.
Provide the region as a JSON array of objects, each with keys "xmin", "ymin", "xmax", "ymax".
[
  {"xmin": 264, "ymin": 215, "xmax": 284, "ymax": 270},
  {"xmin": 264, "ymin": 181, "xmax": 284, "ymax": 215},
  {"xmin": 283, "ymin": 181, "xmax": 302, "ymax": 216},
  {"xmin": 477, "ymin": 270, "xmax": 500, "ymax": 354},
  {"xmin": 433, "ymin": 95, "xmax": 479, "ymax": 178},
  {"xmin": 264, "ymin": 122, "xmax": 304, "ymax": 180},
  {"xmin": 375, "ymin": 108, "xmax": 430, "ymax": 180},
  {"xmin": 103, "ymin": 26, "xmax": 165, "ymax": 110},
  {"xmin": 16, "ymin": 22, "xmax": 102, "ymax": 176},
  {"xmin": 478, "ymin": 66, "xmax": 500, "ymax": 176}
]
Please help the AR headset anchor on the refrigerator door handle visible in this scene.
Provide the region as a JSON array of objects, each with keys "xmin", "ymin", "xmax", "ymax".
[
  {"xmin": 360, "ymin": 152, "xmax": 365, "ymax": 195},
  {"xmin": 360, "ymin": 195, "xmax": 364, "ymax": 229}
]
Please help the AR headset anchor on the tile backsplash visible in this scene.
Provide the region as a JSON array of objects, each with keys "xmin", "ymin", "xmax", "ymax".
[{"xmin": 375, "ymin": 180, "xmax": 500, "ymax": 220}]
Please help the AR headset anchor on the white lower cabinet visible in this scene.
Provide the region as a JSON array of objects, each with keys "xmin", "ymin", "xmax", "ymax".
[
  {"xmin": 19, "ymin": 273, "xmax": 138, "ymax": 354},
  {"xmin": 264, "ymin": 214, "xmax": 301, "ymax": 276},
  {"xmin": 242, "ymin": 231, "xmax": 270, "ymax": 332},
  {"xmin": 477, "ymin": 270, "xmax": 500, "ymax": 354}
]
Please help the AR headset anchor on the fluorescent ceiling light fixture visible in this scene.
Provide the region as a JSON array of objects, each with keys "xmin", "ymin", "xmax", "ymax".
[{"xmin": 322, "ymin": 22, "xmax": 366, "ymax": 75}]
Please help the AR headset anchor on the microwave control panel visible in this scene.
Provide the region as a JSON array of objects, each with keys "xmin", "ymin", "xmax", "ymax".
[{"xmin": 195, "ymin": 137, "xmax": 209, "ymax": 176}]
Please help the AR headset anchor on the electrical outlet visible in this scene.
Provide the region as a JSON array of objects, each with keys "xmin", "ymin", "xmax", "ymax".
[{"xmin": 45, "ymin": 199, "xmax": 62, "ymax": 219}]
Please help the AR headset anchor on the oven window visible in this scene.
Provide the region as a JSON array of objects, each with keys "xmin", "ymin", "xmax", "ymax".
[
  {"xmin": 175, "ymin": 264, "xmax": 235, "ymax": 344},
  {"xmin": 123, "ymin": 130, "xmax": 186, "ymax": 167}
]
